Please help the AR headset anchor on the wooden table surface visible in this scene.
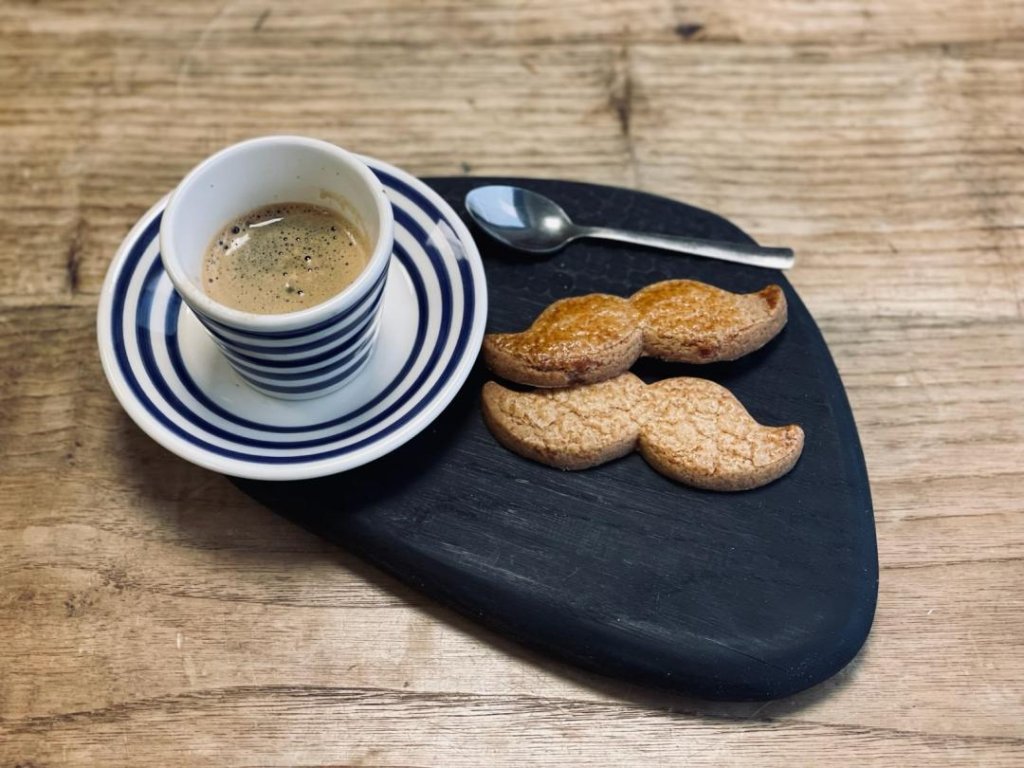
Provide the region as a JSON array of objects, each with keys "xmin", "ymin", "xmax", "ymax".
[{"xmin": 2, "ymin": 1, "xmax": 1023, "ymax": 765}]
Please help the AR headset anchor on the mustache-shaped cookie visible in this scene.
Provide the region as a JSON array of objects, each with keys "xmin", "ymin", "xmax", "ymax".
[
  {"xmin": 484, "ymin": 280, "xmax": 787, "ymax": 387},
  {"xmin": 481, "ymin": 373, "xmax": 803, "ymax": 491}
]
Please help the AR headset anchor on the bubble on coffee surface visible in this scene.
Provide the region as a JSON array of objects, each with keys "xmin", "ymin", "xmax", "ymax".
[{"xmin": 202, "ymin": 202, "xmax": 370, "ymax": 314}]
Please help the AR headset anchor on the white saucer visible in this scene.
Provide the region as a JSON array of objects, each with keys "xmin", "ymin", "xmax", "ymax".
[{"xmin": 97, "ymin": 157, "xmax": 487, "ymax": 480}]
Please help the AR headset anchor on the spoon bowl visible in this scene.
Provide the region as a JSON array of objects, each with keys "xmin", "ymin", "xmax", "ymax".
[{"xmin": 465, "ymin": 185, "xmax": 577, "ymax": 254}]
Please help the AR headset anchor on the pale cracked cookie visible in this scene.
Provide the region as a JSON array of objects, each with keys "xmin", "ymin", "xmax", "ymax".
[
  {"xmin": 481, "ymin": 373, "xmax": 646, "ymax": 470},
  {"xmin": 481, "ymin": 373, "xmax": 803, "ymax": 491},
  {"xmin": 637, "ymin": 377, "xmax": 804, "ymax": 491},
  {"xmin": 482, "ymin": 279, "xmax": 787, "ymax": 387}
]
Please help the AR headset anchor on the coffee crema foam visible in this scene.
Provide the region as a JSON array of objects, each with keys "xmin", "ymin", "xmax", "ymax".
[{"xmin": 202, "ymin": 202, "xmax": 370, "ymax": 314}]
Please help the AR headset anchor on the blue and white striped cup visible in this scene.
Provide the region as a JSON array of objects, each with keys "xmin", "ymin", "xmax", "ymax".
[{"xmin": 160, "ymin": 136, "xmax": 394, "ymax": 400}]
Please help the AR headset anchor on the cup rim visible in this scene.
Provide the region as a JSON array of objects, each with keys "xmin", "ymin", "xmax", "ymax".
[{"xmin": 159, "ymin": 135, "xmax": 394, "ymax": 333}]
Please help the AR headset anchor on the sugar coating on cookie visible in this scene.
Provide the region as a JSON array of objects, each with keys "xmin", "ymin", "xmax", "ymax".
[
  {"xmin": 637, "ymin": 377, "xmax": 804, "ymax": 491},
  {"xmin": 481, "ymin": 373, "xmax": 803, "ymax": 491},
  {"xmin": 481, "ymin": 374, "xmax": 645, "ymax": 470}
]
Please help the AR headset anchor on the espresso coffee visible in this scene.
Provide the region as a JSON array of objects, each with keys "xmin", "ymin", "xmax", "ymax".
[{"xmin": 202, "ymin": 202, "xmax": 370, "ymax": 314}]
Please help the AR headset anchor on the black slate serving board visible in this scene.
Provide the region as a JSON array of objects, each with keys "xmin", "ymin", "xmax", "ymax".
[{"xmin": 237, "ymin": 178, "xmax": 878, "ymax": 701}]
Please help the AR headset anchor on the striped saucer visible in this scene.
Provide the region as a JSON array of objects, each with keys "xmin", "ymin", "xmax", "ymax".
[{"xmin": 97, "ymin": 158, "xmax": 487, "ymax": 480}]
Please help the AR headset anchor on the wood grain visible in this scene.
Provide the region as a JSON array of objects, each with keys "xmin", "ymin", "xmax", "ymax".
[{"xmin": 1, "ymin": 0, "xmax": 1022, "ymax": 765}]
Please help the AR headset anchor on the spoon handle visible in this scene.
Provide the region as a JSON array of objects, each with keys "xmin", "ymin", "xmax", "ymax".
[{"xmin": 577, "ymin": 226, "xmax": 795, "ymax": 270}]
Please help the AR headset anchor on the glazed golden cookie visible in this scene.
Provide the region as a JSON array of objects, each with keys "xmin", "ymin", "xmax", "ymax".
[
  {"xmin": 482, "ymin": 279, "xmax": 787, "ymax": 387},
  {"xmin": 481, "ymin": 373, "xmax": 803, "ymax": 491},
  {"xmin": 630, "ymin": 280, "xmax": 786, "ymax": 364},
  {"xmin": 483, "ymin": 294, "xmax": 643, "ymax": 388}
]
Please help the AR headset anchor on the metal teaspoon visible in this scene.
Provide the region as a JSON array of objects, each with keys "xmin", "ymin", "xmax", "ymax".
[{"xmin": 465, "ymin": 185, "xmax": 795, "ymax": 270}]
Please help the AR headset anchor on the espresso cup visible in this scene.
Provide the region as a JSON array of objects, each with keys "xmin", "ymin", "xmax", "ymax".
[{"xmin": 160, "ymin": 136, "xmax": 394, "ymax": 400}]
